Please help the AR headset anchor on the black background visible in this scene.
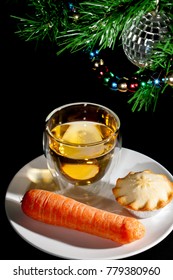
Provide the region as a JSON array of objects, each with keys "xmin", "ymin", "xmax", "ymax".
[{"xmin": 1, "ymin": 1, "xmax": 173, "ymax": 260}]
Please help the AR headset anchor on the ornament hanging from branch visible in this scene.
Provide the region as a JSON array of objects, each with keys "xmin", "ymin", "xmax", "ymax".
[
  {"xmin": 11, "ymin": 0, "xmax": 173, "ymax": 111},
  {"xmin": 121, "ymin": 10, "xmax": 170, "ymax": 67}
]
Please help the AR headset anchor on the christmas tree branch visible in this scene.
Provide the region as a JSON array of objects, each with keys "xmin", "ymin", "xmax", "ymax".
[
  {"xmin": 11, "ymin": 0, "xmax": 159, "ymax": 52},
  {"xmin": 10, "ymin": 0, "xmax": 173, "ymax": 112},
  {"xmin": 56, "ymin": 0, "xmax": 157, "ymax": 54},
  {"xmin": 11, "ymin": 0, "xmax": 71, "ymax": 42},
  {"xmin": 128, "ymin": 85, "xmax": 160, "ymax": 112}
]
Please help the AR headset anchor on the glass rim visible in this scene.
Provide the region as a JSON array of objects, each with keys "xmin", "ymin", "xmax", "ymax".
[
  {"xmin": 45, "ymin": 102, "xmax": 120, "ymax": 147},
  {"xmin": 46, "ymin": 102, "xmax": 120, "ymax": 125}
]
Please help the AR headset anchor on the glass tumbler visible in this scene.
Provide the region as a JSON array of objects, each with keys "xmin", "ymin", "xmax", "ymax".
[{"xmin": 43, "ymin": 102, "xmax": 122, "ymax": 198}]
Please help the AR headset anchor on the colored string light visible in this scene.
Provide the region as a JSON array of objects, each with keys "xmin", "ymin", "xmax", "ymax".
[{"xmin": 89, "ymin": 49, "xmax": 171, "ymax": 93}]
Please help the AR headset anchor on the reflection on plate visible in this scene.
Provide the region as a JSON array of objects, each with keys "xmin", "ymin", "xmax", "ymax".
[{"xmin": 5, "ymin": 148, "xmax": 173, "ymax": 259}]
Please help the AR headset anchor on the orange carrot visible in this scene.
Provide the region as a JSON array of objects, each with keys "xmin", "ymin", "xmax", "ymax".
[{"xmin": 21, "ymin": 189, "xmax": 145, "ymax": 244}]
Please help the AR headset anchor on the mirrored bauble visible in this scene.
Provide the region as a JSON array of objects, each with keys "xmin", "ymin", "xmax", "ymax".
[{"xmin": 122, "ymin": 11, "xmax": 170, "ymax": 68}]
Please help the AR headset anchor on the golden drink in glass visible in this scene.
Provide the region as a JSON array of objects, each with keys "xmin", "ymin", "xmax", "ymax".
[{"xmin": 43, "ymin": 102, "xmax": 121, "ymax": 196}]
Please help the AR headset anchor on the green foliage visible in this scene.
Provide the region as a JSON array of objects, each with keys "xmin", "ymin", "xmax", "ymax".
[
  {"xmin": 11, "ymin": 0, "xmax": 71, "ymax": 42},
  {"xmin": 11, "ymin": 0, "xmax": 158, "ymax": 51},
  {"xmin": 128, "ymin": 85, "xmax": 160, "ymax": 112},
  {"xmin": 10, "ymin": 0, "xmax": 173, "ymax": 111}
]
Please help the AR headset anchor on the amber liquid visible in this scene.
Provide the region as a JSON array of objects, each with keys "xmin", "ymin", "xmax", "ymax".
[{"xmin": 48, "ymin": 121, "xmax": 117, "ymax": 186}]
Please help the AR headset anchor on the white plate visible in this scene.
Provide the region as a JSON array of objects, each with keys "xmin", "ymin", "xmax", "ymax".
[{"xmin": 5, "ymin": 148, "xmax": 173, "ymax": 259}]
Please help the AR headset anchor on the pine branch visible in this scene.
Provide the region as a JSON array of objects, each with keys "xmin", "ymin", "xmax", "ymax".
[
  {"xmin": 10, "ymin": 0, "xmax": 173, "ymax": 112},
  {"xmin": 56, "ymin": 0, "xmax": 156, "ymax": 53},
  {"xmin": 128, "ymin": 85, "xmax": 160, "ymax": 112},
  {"xmin": 11, "ymin": 0, "xmax": 158, "ymax": 51},
  {"xmin": 11, "ymin": 0, "xmax": 71, "ymax": 42}
]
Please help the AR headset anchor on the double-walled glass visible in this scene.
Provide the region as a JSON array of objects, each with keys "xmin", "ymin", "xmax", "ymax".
[{"xmin": 43, "ymin": 102, "xmax": 121, "ymax": 198}]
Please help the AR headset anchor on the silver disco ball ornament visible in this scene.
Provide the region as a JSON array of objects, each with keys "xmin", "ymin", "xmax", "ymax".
[{"xmin": 122, "ymin": 11, "xmax": 170, "ymax": 68}]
